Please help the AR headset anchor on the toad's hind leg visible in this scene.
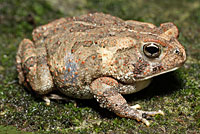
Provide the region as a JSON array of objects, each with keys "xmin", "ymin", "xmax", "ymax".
[
  {"xmin": 16, "ymin": 39, "xmax": 54, "ymax": 96},
  {"xmin": 90, "ymin": 77, "xmax": 164, "ymax": 126}
]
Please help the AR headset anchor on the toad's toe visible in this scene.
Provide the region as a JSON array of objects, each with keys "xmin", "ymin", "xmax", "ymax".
[{"xmin": 130, "ymin": 104, "xmax": 141, "ymax": 109}]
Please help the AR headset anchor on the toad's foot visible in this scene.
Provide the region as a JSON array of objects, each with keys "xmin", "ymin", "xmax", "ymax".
[
  {"xmin": 130, "ymin": 104, "xmax": 164, "ymax": 117},
  {"xmin": 119, "ymin": 108, "xmax": 164, "ymax": 126},
  {"xmin": 130, "ymin": 104, "xmax": 164, "ymax": 126},
  {"xmin": 43, "ymin": 94, "xmax": 70, "ymax": 105}
]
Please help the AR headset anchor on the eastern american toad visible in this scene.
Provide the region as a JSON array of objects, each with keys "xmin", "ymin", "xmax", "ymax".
[{"xmin": 16, "ymin": 13, "xmax": 186, "ymax": 126}]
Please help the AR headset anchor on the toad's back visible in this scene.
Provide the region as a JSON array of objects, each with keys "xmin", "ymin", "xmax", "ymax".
[
  {"xmin": 30, "ymin": 13, "xmax": 125, "ymax": 97},
  {"xmin": 31, "ymin": 13, "xmax": 141, "ymax": 94}
]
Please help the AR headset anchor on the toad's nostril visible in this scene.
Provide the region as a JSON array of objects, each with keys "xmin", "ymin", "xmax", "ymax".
[{"xmin": 174, "ymin": 48, "xmax": 180, "ymax": 54}]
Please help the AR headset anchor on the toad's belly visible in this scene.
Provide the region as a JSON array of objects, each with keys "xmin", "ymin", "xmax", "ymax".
[
  {"xmin": 58, "ymin": 85, "xmax": 94, "ymax": 99},
  {"xmin": 121, "ymin": 79, "xmax": 152, "ymax": 95},
  {"xmin": 58, "ymin": 79, "xmax": 152, "ymax": 99},
  {"xmin": 135, "ymin": 79, "xmax": 152, "ymax": 92}
]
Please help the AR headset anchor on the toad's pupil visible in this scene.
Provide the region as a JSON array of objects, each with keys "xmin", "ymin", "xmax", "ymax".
[
  {"xmin": 143, "ymin": 43, "xmax": 161, "ymax": 58},
  {"xmin": 146, "ymin": 45, "xmax": 159, "ymax": 54}
]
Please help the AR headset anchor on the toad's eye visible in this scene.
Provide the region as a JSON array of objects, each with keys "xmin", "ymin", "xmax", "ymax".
[{"xmin": 143, "ymin": 43, "xmax": 161, "ymax": 58}]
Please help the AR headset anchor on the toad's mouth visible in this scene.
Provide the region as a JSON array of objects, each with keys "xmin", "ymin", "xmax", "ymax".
[{"xmin": 136, "ymin": 66, "xmax": 179, "ymax": 81}]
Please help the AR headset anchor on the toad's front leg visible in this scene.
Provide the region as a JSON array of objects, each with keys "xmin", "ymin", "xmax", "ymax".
[
  {"xmin": 90, "ymin": 77, "xmax": 164, "ymax": 126},
  {"xmin": 16, "ymin": 39, "xmax": 54, "ymax": 104}
]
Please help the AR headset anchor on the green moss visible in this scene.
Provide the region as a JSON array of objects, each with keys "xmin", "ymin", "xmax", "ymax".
[{"xmin": 0, "ymin": 0, "xmax": 200, "ymax": 133}]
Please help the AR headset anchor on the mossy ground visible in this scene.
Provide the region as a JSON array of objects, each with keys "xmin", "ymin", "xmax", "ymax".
[{"xmin": 0, "ymin": 0, "xmax": 200, "ymax": 133}]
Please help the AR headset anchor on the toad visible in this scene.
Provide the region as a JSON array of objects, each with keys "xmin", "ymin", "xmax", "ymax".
[{"xmin": 16, "ymin": 13, "xmax": 186, "ymax": 126}]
